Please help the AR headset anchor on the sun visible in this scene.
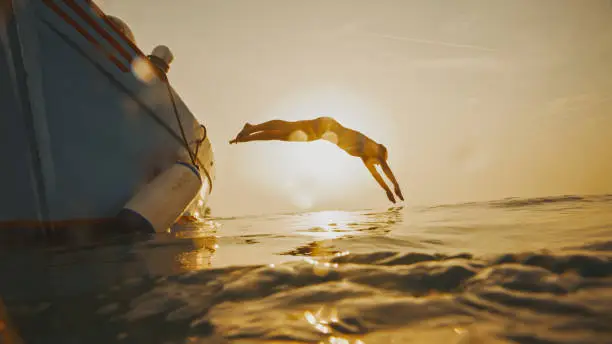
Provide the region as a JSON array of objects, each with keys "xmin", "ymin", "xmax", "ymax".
[
  {"xmin": 254, "ymin": 86, "xmax": 388, "ymax": 210},
  {"xmin": 273, "ymin": 141, "xmax": 360, "ymax": 210}
]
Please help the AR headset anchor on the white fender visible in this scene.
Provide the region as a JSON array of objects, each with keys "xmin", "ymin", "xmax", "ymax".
[{"xmin": 117, "ymin": 162, "xmax": 202, "ymax": 233}]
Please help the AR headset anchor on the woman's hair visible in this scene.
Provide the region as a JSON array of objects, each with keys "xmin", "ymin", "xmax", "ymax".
[{"xmin": 378, "ymin": 144, "xmax": 388, "ymax": 160}]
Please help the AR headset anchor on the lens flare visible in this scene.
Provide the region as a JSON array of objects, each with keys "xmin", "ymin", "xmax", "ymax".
[
  {"xmin": 288, "ymin": 130, "xmax": 308, "ymax": 142},
  {"xmin": 131, "ymin": 56, "xmax": 156, "ymax": 83},
  {"xmin": 321, "ymin": 131, "xmax": 339, "ymax": 144}
]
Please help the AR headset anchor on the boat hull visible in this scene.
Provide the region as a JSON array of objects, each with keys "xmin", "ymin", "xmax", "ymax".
[{"xmin": 0, "ymin": 0, "xmax": 215, "ymax": 245}]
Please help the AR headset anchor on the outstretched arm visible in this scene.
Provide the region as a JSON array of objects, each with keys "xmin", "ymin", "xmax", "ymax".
[
  {"xmin": 379, "ymin": 160, "xmax": 404, "ymax": 201},
  {"xmin": 362, "ymin": 158, "xmax": 396, "ymax": 203}
]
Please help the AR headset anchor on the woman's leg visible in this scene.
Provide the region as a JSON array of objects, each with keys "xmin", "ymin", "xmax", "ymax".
[
  {"xmin": 230, "ymin": 119, "xmax": 298, "ymax": 144},
  {"xmin": 238, "ymin": 120, "xmax": 294, "ymax": 137},
  {"xmin": 234, "ymin": 130, "xmax": 289, "ymax": 143}
]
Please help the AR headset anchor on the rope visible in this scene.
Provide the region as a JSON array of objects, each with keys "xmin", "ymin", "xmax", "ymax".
[
  {"xmin": 194, "ymin": 124, "xmax": 207, "ymax": 161},
  {"xmin": 161, "ymin": 73, "xmax": 198, "ymax": 167}
]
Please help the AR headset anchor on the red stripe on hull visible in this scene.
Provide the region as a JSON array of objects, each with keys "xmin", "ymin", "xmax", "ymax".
[
  {"xmin": 42, "ymin": 0, "xmax": 129, "ymax": 72},
  {"xmin": 87, "ymin": 0, "xmax": 147, "ymax": 59},
  {"xmin": 64, "ymin": 0, "xmax": 133, "ymax": 62}
]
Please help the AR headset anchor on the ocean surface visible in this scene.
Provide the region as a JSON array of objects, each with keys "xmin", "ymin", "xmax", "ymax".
[{"xmin": 1, "ymin": 194, "xmax": 612, "ymax": 343}]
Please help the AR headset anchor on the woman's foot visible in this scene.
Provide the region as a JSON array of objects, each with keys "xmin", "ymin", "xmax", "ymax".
[
  {"xmin": 229, "ymin": 123, "xmax": 255, "ymax": 144},
  {"xmin": 229, "ymin": 135, "xmax": 242, "ymax": 144},
  {"xmin": 238, "ymin": 123, "xmax": 253, "ymax": 137}
]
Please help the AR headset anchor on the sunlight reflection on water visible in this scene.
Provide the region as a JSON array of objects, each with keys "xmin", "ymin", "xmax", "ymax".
[
  {"xmin": 2, "ymin": 196, "xmax": 612, "ymax": 343},
  {"xmin": 297, "ymin": 210, "xmax": 368, "ymax": 239}
]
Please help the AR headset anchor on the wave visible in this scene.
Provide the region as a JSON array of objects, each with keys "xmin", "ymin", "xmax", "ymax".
[
  {"xmin": 423, "ymin": 194, "xmax": 612, "ymax": 211},
  {"xmin": 489, "ymin": 194, "xmax": 612, "ymax": 209},
  {"xmin": 214, "ymin": 195, "xmax": 612, "ymax": 222},
  {"xmin": 12, "ymin": 240, "xmax": 610, "ymax": 343}
]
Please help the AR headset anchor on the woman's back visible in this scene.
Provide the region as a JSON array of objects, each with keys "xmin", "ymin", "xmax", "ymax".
[{"xmin": 315, "ymin": 118, "xmax": 378, "ymax": 157}]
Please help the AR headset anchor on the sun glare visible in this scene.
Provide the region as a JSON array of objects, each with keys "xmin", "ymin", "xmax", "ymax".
[
  {"xmin": 276, "ymin": 140, "xmax": 357, "ymax": 209},
  {"xmin": 253, "ymin": 87, "xmax": 387, "ymax": 210}
]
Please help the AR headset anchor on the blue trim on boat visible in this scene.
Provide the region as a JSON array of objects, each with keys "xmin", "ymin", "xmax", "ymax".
[
  {"xmin": 116, "ymin": 208, "xmax": 155, "ymax": 233},
  {"xmin": 176, "ymin": 161, "xmax": 201, "ymax": 180}
]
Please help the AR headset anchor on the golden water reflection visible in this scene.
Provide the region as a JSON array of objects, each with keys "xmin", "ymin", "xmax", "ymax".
[
  {"xmin": 279, "ymin": 208, "xmax": 403, "ymax": 259},
  {"xmin": 170, "ymin": 217, "xmax": 220, "ymax": 272},
  {"xmin": 174, "ymin": 236, "xmax": 218, "ymax": 271},
  {"xmin": 303, "ymin": 306, "xmax": 365, "ymax": 344},
  {"xmin": 167, "ymin": 208, "xmax": 404, "ymax": 270},
  {"xmin": 297, "ymin": 210, "xmax": 369, "ymax": 239},
  {"xmin": 278, "ymin": 210, "xmax": 362, "ymax": 258},
  {"xmin": 297, "ymin": 208, "xmax": 403, "ymax": 236}
]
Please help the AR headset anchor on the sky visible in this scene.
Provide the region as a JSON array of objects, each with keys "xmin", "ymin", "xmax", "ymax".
[{"xmin": 98, "ymin": 0, "xmax": 612, "ymax": 217}]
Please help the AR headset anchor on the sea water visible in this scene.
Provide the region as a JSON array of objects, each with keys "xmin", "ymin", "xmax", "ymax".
[{"xmin": 1, "ymin": 194, "xmax": 611, "ymax": 343}]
